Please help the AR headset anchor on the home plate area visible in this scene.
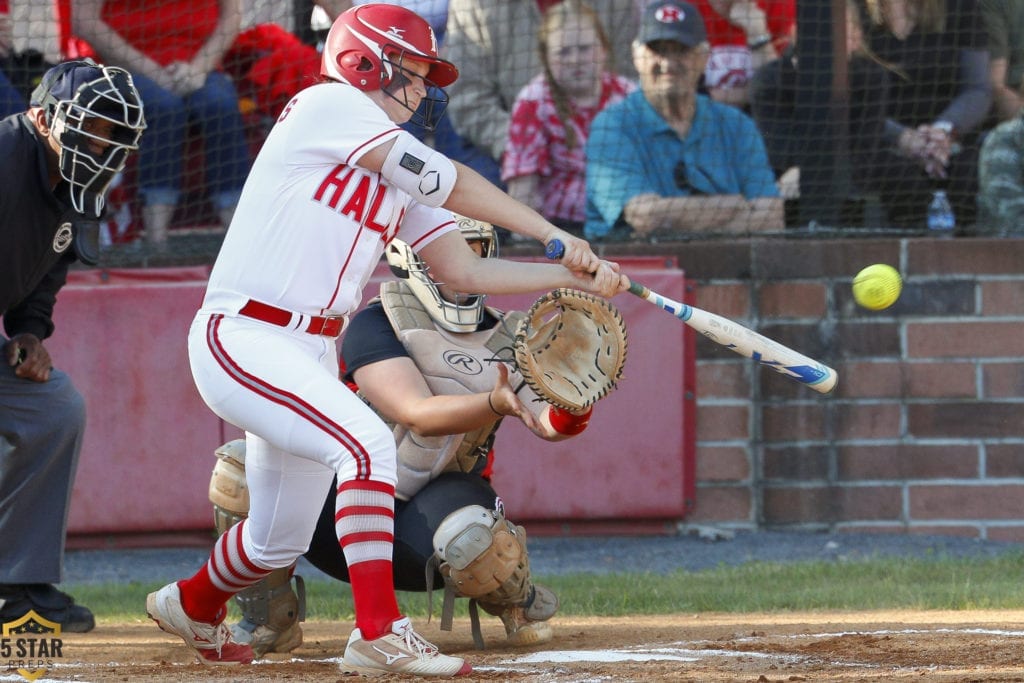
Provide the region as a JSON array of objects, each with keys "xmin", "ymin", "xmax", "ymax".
[{"xmin": 4, "ymin": 612, "xmax": 1024, "ymax": 682}]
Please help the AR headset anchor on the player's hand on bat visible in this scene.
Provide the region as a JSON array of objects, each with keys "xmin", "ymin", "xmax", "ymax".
[
  {"xmin": 571, "ymin": 260, "xmax": 630, "ymax": 298},
  {"xmin": 543, "ymin": 237, "xmax": 628, "ymax": 297},
  {"xmin": 544, "ymin": 229, "xmax": 603, "ymax": 275},
  {"xmin": 488, "ymin": 364, "xmax": 542, "ymax": 433},
  {"xmin": 4, "ymin": 333, "xmax": 52, "ymax": 382}
]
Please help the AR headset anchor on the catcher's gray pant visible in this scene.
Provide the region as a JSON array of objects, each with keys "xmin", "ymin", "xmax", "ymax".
[{"xmin": 0, "ymin": 352, "xmax": 85, "ymax": 584}]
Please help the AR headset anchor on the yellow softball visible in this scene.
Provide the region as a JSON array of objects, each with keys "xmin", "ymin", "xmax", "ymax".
[{"xmin": 853, "ymin": 264, "xmax": 902, "ymax": 310}]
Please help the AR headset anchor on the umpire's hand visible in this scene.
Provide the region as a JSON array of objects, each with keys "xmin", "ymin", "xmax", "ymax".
[{"xmin": 4, "ymin": 333, "xmax": 53, "ymax": 382}]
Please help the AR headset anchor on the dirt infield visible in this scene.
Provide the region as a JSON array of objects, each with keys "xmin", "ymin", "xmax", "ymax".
[{"xmin": 7, "ymin": 610, "xmax": 1024, "ymax": 682}]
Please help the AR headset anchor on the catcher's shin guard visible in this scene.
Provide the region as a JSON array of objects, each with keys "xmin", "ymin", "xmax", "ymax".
[
  {"xmin": 230, "ymin": 565, "xmax": 306, "ymax": 656},
  {"xmin": 479, "ymin": 583, "xmax": 559, "ymax": 647},
  {"xmin": 210, "ymin": 439, "xmax": 249, "ymax": 535},
  {"xmin": 431, "ymin": 505, "xmax": 559, "ymax": 648},
  {"xmin": 209, "ymin": 440, "xmax": 306, "ymax": 656}
]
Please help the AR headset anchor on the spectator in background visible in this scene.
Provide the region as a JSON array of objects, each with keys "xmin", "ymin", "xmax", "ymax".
[
  {"xmin": 980, "ymin": 0, "xmax": 1024, "ymax": 123},
  {"xmin": 692, "ymin": 0, "xmax": 795, "ymax": 110},
  {"xmin": 72, "ymin": 0, "xmax": 251, "ymax": 250},
  {"xmin": 502, "ymin": 0, "xmax": 635, "ymax": 236},
  {"xmin": 242, "ymin": 0, "xmax": 299, "ymax": 30},
  {"xmin": 585, "ymin": 0, "xmax": 782, "ymax": 240},
  {"xmin": 0, "ymin": 7, "xmax": 22, "ymax": 117},
  {"xmin": 750, "ymin": 0, "xmax": 889, "ymax": 211},
  {"xmin": 312, "ymin": 1, "xmax": 449, "ymax": 41},
  {"xmin": 0, "ymin": 71, "xmax": 20, "ymax": 118},
  {"xmin": 0, "ymin": 2, "xmax": 47, "ymax": 118},
  {"xmin": 444, "ymin": 0, "xmax": 638, "ymax": 191},
  {"xmin": 862, "ymin": 0, "xmax": 991, "ymax": 229},
  {"xmin": 977, "ymin": 111, "xmax": 1024, "ymax": 233},
  {"xmin": 229, "ymin": 1, "xmax": 319, "ymax": 122},
  {"xmin": 222, "ymin": 24, "xmax": 321, "ymax": 123}
]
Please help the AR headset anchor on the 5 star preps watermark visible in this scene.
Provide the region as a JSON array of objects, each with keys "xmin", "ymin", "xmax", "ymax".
[{"xmin": 2, "ymin": 610, "xmax": 65, "ymax": 682}]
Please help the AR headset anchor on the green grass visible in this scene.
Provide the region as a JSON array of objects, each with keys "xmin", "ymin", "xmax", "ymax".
[{"xmin": 66, "ymin": 552, "xmax": 1024, "ymax": 622}]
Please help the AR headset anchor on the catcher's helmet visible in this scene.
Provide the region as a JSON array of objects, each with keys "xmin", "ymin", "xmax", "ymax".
[
  {"xmin": 386, "ymin": 215, "xmax": 497, "ymax": 333},
  {"xmin": 320, "ymin": 4, "xmax": 457, "ymax": 129},
  {"xmin": 31, "ymin": 59, "xmax": 146, "ymax": 217}
]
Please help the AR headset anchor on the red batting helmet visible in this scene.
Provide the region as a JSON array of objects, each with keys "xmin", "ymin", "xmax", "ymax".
[{"xmin": 320, "ymin": 4, "xmax": 458, "ymax": 91}]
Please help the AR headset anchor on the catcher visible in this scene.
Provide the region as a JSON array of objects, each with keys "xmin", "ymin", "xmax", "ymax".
[{"xmin": 208, "ymin": 216, "xmax": 627, "ymax": 656}]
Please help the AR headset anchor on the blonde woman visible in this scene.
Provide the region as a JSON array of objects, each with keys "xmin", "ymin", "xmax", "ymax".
[{"xmin": 502, "ymin": 0, "xmax": 635, "ymax": 236}]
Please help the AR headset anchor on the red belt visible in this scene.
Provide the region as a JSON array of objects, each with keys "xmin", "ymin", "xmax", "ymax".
[{"xmin": 238, "ymin": 300, "xmax": 345, "ymax": 337}]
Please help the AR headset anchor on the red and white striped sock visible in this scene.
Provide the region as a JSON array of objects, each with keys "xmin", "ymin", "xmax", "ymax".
[
  {"xmin": 336, "ymin": 479, "xmax": 400, "ymax": 640},
  {"xmin": 178, "ymin": 519, "xmax": 273, "ymax": 623}
]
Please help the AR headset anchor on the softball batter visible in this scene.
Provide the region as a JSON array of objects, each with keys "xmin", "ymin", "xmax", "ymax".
[{"xmin": 146, "ymin": 3, "xmax": 627, "ymax": 677}]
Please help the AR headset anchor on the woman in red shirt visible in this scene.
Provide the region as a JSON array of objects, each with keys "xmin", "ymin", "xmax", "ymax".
[{"xmin": 72, "ymin": 0, "xmax": 250, "ymax": 249}]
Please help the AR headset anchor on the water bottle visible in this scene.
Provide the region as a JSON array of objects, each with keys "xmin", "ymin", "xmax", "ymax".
[{"xmin": 927, "ymin": 190, "xmax": 955, "ymax": 234}]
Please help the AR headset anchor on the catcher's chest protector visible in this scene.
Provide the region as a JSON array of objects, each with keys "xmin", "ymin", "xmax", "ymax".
[{"xmin": 379, "ymin": 282, "xmax": 526, "ymax": 499}]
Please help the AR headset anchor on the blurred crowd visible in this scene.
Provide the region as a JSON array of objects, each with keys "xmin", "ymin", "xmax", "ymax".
[{"xmin": 4, "ymin": 0, "xmax": 1024, "ymax": 256}]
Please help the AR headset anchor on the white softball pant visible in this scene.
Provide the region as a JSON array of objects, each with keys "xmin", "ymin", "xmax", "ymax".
[{"xmin": 187, "ymin": 312, "xmax": 397, "ymax": 569}]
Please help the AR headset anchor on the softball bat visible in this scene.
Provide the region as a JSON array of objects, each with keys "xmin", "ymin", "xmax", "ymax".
[{"xmin": 545, "ymin": 238, "xmax": 838, "ymax": 394}]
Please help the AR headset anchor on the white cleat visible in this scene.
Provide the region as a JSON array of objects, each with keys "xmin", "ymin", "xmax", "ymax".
[
  {"xmin": 340, "ymin": 616, "xmax": 472, "ymax": 677},
  {"xmin": 146, "ymin": 583, "xmax": 254, "ymax": 665}
]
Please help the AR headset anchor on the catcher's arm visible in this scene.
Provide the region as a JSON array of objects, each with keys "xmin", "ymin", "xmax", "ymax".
[
  {"xmin": 358, "ymin": 337, "xmax": 593, "ymax": 442},
  {"xmin": 353, "ymin": 357, "xmax": 539, "ymax": 436},
  {"xmin": 512, "ymin": 376, "xmax": 595, "ymax": 442}
]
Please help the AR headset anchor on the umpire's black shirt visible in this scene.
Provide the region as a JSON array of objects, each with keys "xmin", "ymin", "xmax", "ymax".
[{"xmin": 0, "ymin": 113, "xmax": 78, "ymax": 341}]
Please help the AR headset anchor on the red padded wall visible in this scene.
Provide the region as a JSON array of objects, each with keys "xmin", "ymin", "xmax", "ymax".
[{"xmin": 47, "ymin": 258, "xmax": 693, "ymax": 542}]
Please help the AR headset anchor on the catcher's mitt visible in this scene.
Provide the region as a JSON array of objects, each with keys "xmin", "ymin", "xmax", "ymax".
[{"xmin": 514, "ymin": 288, "xmax": 628, "ymax": 412}]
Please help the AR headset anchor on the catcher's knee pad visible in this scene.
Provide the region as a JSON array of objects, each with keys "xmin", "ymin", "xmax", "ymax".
[
  {"xmin": 230, "ymin": 565, "xmax": 306, "ymax": 657},
  {"xmin": 433, "ymin": 505, "xmax": 561, "ymax": 649},
  {"xmin": 209, "ymin": 439, "xmax": 248, "ymax": 535},
  {"xmin": 432, "ymin": 505, "xmax": 531, "ymax": 605}
]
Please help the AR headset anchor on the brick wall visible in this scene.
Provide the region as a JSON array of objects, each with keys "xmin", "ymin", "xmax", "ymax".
[{"xmin": 586, "ymin": 236, "xmax": 1024, "ymax": 540}]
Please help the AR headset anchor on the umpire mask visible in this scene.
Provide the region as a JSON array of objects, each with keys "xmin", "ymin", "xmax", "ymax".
[
  {"xmin": 32, "ymin": 60, "xmax": 146, "ymax": 217},
  {"xmin": 386, "ymin": 215, "xmax": 498, "ymax": 333}
]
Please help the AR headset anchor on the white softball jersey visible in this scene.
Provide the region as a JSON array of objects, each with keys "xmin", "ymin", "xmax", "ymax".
[{"xmin": 202, "ymin": 81, "xmax": 457, "ymax": 321}]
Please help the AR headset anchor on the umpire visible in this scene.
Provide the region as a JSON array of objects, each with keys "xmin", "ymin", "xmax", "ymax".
[{"xmin": 0, "ymin": 59, "xmax": 144, "ymax": 631}]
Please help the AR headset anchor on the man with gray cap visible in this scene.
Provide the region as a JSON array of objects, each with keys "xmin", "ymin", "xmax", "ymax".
[
  {"xmin": 584, "ymin": 0, "xmax": 782, "ymax": 239},
  {"xmin": 0, "ymin": 58, "xmax": 145, "ymax": 632}
]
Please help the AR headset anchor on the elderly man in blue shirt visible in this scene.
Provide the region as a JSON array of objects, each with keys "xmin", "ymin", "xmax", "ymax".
[{"xmin": 585, "ymin": 0, "xmax": 783, "ymax": 240}]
